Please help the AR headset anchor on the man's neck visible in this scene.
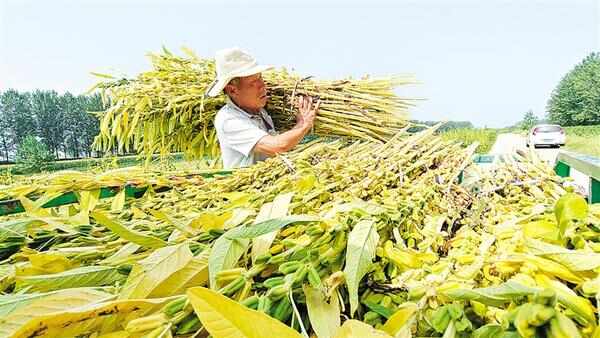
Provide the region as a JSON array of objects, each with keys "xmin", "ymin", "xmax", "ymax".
[{"xmin": 229, "ymin": 97, "xmax": 261, "ymax": 115}]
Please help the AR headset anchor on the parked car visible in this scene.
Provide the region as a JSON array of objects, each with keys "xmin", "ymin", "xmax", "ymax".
[{"xmin": 526, "ymin": 124, "xmax": 566, "ymax": 148}]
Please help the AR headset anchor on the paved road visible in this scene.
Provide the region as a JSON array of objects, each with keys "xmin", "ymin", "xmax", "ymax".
[
  {"xmin": 490, "ymin": 133, "xmax": 560, "ymax": 163},
  {"xmin": 489, "ymin": 133, "xmax": 589, "ymax": 196}
]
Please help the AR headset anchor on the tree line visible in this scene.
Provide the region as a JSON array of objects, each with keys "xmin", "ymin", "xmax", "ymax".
[
  {"xmin": 0, "ymin": 90, "xmax": 103, "ymax": 163},
  {"xmin": 547, "ymin": 52, "xmax": 600, "ymax": 126}
]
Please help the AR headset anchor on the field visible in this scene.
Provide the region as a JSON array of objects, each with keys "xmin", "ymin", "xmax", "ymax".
[
  {"xmin": 563, "ymin": 125, "xmax": 600, "ymax": 157},
  {"xmin": 440, "ymin": 125, "xmax": 600, "ymax": 157},
  {"xmin": 440, "ymin": 128, "xmax": 498, "ymax": 153}
]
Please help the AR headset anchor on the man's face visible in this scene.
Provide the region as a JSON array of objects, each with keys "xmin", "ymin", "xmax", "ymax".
[{"xmin": 227, "ymin": 73, "xmax": 267, "ymax": 113}]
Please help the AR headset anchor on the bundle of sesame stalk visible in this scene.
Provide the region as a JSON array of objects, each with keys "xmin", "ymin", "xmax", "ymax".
[
  {"xmin": 2, "ymin": 125, "xmax": 599, "ymax": 337},
  {"xmin": 89, "ymin": 47, "xmax": 418, "ymax": 161}
]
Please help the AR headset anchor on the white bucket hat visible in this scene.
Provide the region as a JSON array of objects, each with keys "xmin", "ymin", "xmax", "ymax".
[{"xmin": 205, "ymin": 47, "xmax": 273, "ymax": 97}]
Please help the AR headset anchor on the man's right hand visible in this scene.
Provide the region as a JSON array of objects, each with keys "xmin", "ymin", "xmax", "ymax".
[{"xmin": 294, "ymin": 95, "xmax": 320, "ymax": 130}]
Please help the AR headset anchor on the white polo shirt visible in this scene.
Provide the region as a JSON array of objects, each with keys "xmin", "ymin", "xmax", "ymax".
[{"xmin": 215, "ymin": 98, "xmax": 276, "ymax": 168}]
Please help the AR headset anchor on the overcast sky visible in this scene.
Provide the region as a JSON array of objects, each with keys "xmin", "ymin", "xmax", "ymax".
[{"xmin": 1, "ymin": 0, "xmax": 598, "ymax": 127}]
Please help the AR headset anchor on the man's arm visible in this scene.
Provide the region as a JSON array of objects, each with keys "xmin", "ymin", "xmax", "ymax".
[
  {"xmin": 253, "ymin": 96, "xmax": 320, "ymax": 156},
  {"xmin": 254, "ymin": 123, "xmax": 311, "ymax": 156}
]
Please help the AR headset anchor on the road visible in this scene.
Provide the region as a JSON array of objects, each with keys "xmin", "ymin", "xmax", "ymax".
[
  {"xmin": 489, "ymin": 133, "xmax": 589, "ymax": 196},
  {"xmin": 490, "ymin": 133, "xmax": 559, "ymax": 163}
]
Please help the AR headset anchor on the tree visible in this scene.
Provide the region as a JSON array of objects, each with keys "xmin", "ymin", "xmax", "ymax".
[
  {"xmin": 0, "ymin": 89, "xmax": 104, "ymax": 160},
  {"xmin": 15, "ymin": 135, "xmax": 55, "ymax": 173},
  {"xmin": 0, "ymin": 98, "xmax": 10, "ymax": 162},
  {"xmin": 31, "ymin": 90, "xmax": 65, "ymax": 158},
  {"xmin": 520, "ymin": 110, "xmax": 538, "ymax": 130},
  {"xmin": 0, "ymin": 90, "xmax": 35, "ymax": 161},
  {"xmin": 547, "ymin": 52, "xmax": 600, "ymax": 126}
]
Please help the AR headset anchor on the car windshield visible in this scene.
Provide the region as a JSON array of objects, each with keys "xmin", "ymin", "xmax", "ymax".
[{"xmin": 536, "ymin": 126, "xmax": 562, "ymax": 132}]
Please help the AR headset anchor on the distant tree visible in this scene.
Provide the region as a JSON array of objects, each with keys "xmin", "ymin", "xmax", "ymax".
[
  {"xmin": 0, "ymin": 99, "xmax": 10, "ymax": 162},
  {"xmin": 547, "ymin": 52, "xmax": 600, "ymax": 126},
  {"xmin": 81, "ymin": 94, "xmax": 103, "ymax": 157},
  {"xmin": 0, "ymin": 90, "xmax": 35, "ymax": 160},
  {"xmin": 410, "ymin": 120, "xmax": 474, "ymax": 132},
  {"xmin": 15, "ymin": 135, "xmax": 55, "ymax": 173},
  {"xmin": 520, "ymin": 110, "xmax": 538, "ymax": 130},
  {"xmin": 31, "ymin": 90, "xmax": 65, "ymax": 158}
]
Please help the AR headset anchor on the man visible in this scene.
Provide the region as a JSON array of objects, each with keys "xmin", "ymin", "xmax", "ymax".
[{"xmin": 206, "ymin": 47, "xmax": 320, "ymax": 168}]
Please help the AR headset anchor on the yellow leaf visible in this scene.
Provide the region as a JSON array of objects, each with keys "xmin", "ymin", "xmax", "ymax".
[
  {"xmin": 111, "ymin": 189, "xmax": 126, "ymax": 212},
  {"xmin": 148, "ymin": 252, "xmax": 209, "ymax": 298},
  {"xmin": 0, "ymin": 288, "xmax": 115, "ymax": 337},
  {"xmin": 523, "ymin": 220, "xmax": 560, "ymax": 242},
  {"xmin": 222, "ymin": 192, "xmax": 251, "ymax": 209},
  {"xmin": 1, "ymin": 292, "xmax": 172, "ymax": 338},
  {"xmin": 186, "ymin": 287, "xmax": 302, "ymax": 338},
  {"xmin": 120, "ymin": 243, "xmax": 193, "ymax": 299},
  {"xmin": 16, "ymin": 252, "xmax": 75, "ymax": 276},
  {"xmin": 381, "ymin": 303, "xmax": 417, "ymax": 336},
  {"xmin": 194, "ymin": 211, "xmax": 233, "ymax": 232},
  {"xmin": 333, "ymin": 320, "xmax": 392, "ymax": 338},
  {"xmin": 303, "ymin": 285, "xmax": 340, "ymax": 338},
  {"xmin": 90, "ymin": 72, "xmax": 116, "ymax": 79}
]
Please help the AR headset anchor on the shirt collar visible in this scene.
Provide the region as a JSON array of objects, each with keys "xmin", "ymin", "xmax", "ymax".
[{"xmin": 226, "ymin": 97, "xmax": 265, "ymax": 120}]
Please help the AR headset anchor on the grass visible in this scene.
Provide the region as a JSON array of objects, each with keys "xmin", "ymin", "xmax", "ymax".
[
  {"xmin": 564, "ymin": 135, "xmax": 600, "ymax": 158},
  {"xmin": 440, "ymin": 128, "xmax": 499, "ymax": 154},
  {"xmin": 560, "ymin": 125, "xmax": 600, "ymax": 157},
  {"xmin": 440, "ymin": 125, "xmax": 600, "ymax": 157}
]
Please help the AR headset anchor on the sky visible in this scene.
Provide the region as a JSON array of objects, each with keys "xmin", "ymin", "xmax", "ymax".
[{"xmin": 1, "ymin": 0, "xmax": 598, "ymax": 128}]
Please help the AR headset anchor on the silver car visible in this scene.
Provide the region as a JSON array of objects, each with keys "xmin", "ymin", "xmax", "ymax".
[{"xmin": 526, "ymin": 124, "xmax": 566, "ymax": 148}]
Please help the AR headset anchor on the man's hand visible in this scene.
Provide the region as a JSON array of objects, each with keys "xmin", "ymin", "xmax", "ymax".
[{"xmin": 294, "ymin": 95, "xmax": 320, "ymax": 130}]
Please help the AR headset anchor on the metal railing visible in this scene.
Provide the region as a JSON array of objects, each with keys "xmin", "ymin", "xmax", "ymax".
[{"xmin": 554, "ymin": 152, "xmax": 600, "ymax": 204}]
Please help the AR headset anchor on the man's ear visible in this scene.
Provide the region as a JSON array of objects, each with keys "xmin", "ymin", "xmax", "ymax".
[{"xmin": 224, "ymin": 84, "xmax": 237, "ymax": 96}]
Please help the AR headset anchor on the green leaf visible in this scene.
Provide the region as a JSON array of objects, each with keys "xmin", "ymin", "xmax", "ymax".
[
  {"xmin": 526, "ymin": 238, "xmax": 600, "ymax": 271},
  {"xmin": 225, "ymin": 215, "xmax": 318, "ymax": 240},
  {"xmin": 15, "ymin": 265, "xmax": 125, "ymax": 292},
  {"xmin": 535, "ymin": 274, "xmax": 596, "ymax": 325},
  {"xmin": 208, "ymin": 236, "xmax": 249, "ymax": 289},
  {"xmin": 443, "ymin": 281, "xmax": 538, "ymax": 307},
  {"xmin": 473, "ymin": 324, "xmax": 504, "ymax": 338},
  {"xmin": 91, "ymin": 211, "xmax": 167, "ymax": 248},
  {"xmin": 303, "ymin": 285, "xmax": 340, "ymax": 338},
  {"xmin": 363, "ymin": 301, "xmax": 394, "ymax": 319},
  {"xmin": 554, "ymin": 193, "xmax": 588, "ymax": 237},
  {"xmin": 430, "ymin": 306, "xmax": 451, "ymax": 333},
  {"xmin": 120, "ymin": 243, "xmax": 193, "ymax": 299},
  {"xmin": 0, "ymin": 219, "xmax": 35, "ymax": 241},
  {"xmin": 251, "ymin": 193, "xmax": 294, "ymax": 263},
  {"xmin": 187, "ymin": 287, "xmax": 302, "ymax": 338},
  {"xmin": 0, "ymin": 291, "xmax": 54, "ymax": 317},
  {"xmin": 343, "ymin": 219, "xmax": 379, "ymax": 317}
]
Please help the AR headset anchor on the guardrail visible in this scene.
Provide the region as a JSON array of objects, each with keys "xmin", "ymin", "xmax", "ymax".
[{"xmin": 554, "ymin": 152, "xmax": 600, "ymax": 204}]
